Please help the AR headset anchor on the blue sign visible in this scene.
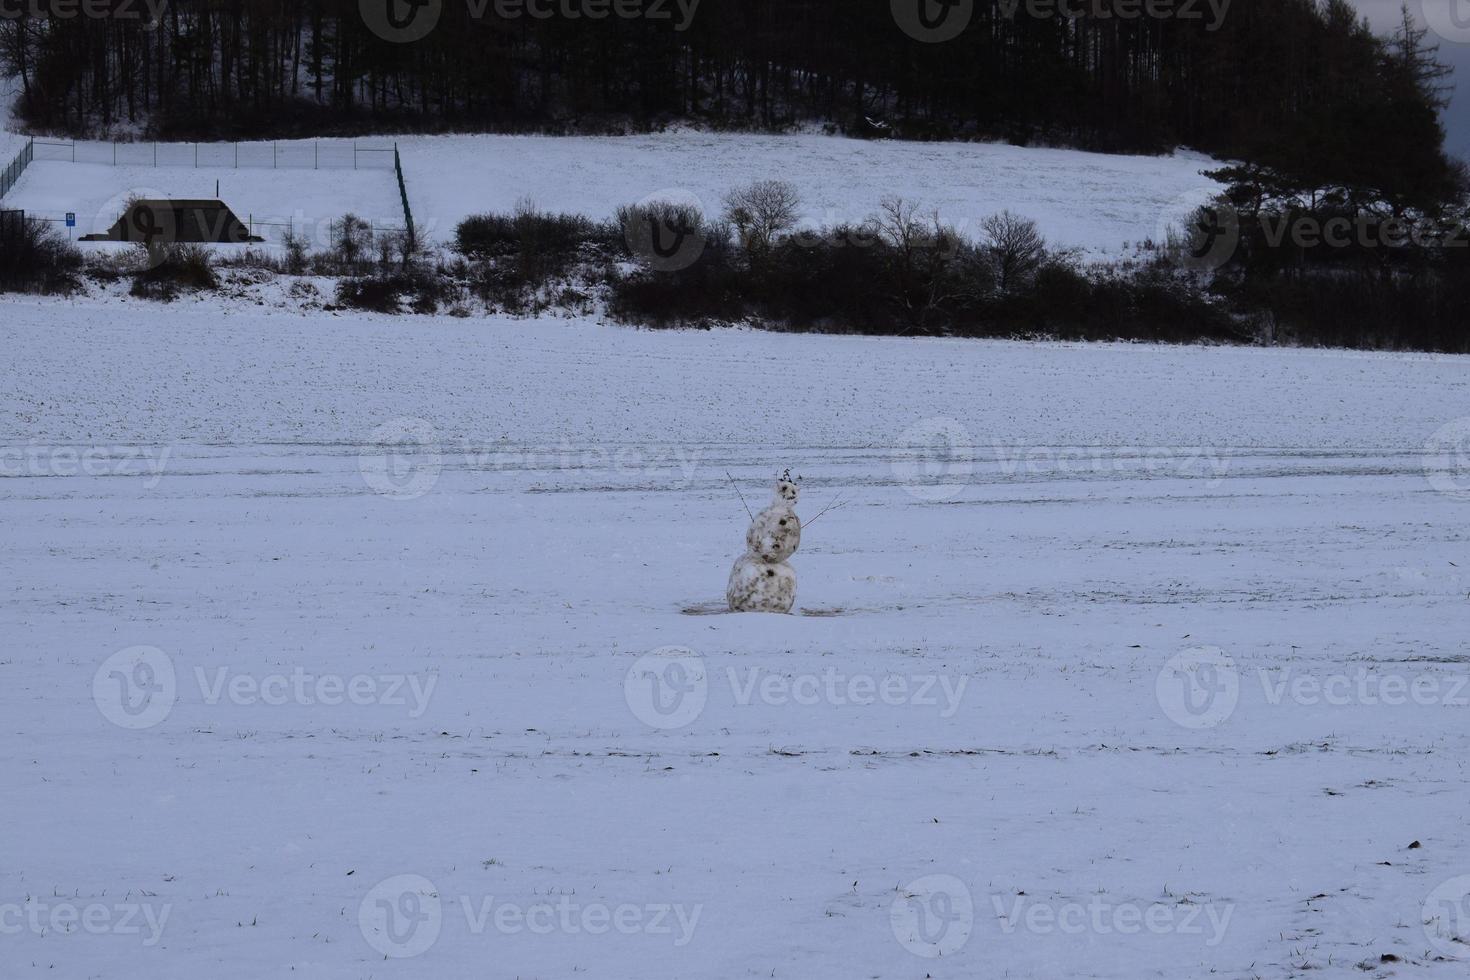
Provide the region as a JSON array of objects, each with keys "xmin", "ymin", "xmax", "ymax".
[{"xmin": 65, "ymin": 212, "xmax": 75, "ymax": 228}]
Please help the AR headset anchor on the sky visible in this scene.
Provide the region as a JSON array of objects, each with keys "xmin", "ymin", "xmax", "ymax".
[{"xmin": 1353, "ymin": 0, "xmax": 1470, "ymax": 162}]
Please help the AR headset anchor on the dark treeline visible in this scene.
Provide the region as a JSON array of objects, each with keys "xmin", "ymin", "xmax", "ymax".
[{"xmin": 0, "ymin": 0, "xmax": 1459, "ymax": 203}]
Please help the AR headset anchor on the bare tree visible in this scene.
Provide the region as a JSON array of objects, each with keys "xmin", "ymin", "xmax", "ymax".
[
  {"xmin": 724, "ymin": 180, "xmax": 802, "ymax": 257},
  {"xmin": 867, "ymin": 196, "xmax": 968, "ymax": 333},
  {"xmin": 982, "ymin": 211, "xmax": 1046, "ymax": 293}
]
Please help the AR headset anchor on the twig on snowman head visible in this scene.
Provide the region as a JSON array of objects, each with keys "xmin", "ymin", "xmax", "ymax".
[{"xmin": 726, "ymin": 470, "xmax": 755, "ymax": 522}]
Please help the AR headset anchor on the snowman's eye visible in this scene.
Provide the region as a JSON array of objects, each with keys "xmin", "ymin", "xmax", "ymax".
[
  {"xmin": 779, "ymin": 519, "xmax": 786, "ymax": 525},
  {"xmin": 766, "ymin": 570, "xmax": 774, "ymax": 577}
]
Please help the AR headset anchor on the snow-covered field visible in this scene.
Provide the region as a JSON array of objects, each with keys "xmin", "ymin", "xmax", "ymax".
[
  {"xmin": 4, "ymin": 296, "xmax": 1470, "ymax": 978},
  {"xmin": 1, "ymin": 130, "xmax": 1223, "ymax": 257}
]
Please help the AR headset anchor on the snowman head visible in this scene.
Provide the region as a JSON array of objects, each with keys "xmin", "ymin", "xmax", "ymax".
[{"xmin": 774, "ymin": 470, "xmax": 799, "ymax": 507}]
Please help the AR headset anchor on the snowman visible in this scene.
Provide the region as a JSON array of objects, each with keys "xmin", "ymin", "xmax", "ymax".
[{"xmin": 727, "ymin": 473, "xmax": 801, "ymax": 613}]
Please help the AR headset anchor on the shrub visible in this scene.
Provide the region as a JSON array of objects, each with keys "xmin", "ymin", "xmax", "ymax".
[
  {"xmin": 281, "ymin": 229, "xmax": 309, "ymax": 274},
  {"xmin": 129, "ymin": 243, "xmax": 218, "ymax": 300},
  {"xmin": 332, "ymin": 214, "xmax": 374, "ymax": 270},
  {"xmin": 615, "ymin": 200, "xmax": 711, "ymax": 267},
  {"xmin": 336, "ymin": 265, "xmax": 456, "ymax": 315},
  {"xmin": 456, "ymin": 201, "xmax": 604, "ymax": 260},
  {"xmin": 0, "ymin": 215, "xmax": 83, "ymax": 294}
]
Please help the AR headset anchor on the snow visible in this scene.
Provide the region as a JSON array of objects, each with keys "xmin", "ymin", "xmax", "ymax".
[
  {"xmin": 3, "ymin": 296, "xmax": 1470, "ymax": 978},
  {"xmin": 1, "ymin": 128, "xmax": 1224, "ymax": 257}
]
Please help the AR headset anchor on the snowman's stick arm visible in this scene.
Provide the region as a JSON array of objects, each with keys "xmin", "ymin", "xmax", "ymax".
[
  {"xmin": 801, "ymin": 493, "xmax": 848, "ymax": 529},
  {"xmin": 726, "ymin": 470, "xmax": 755, "ymax": 522}
]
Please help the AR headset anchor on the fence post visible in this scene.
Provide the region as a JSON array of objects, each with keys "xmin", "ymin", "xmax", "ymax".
[{"xmin": 393, "ymin": 142, "xmax": 416, "ymax": 251}]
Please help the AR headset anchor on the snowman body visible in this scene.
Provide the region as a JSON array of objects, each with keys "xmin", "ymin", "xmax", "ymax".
[{"xmin": 727, "ymin": 478, "xmax": 800, "ymax": 613}]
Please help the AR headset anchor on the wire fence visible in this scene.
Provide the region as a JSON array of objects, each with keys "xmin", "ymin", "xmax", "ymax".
[
  {"xmin": 30, "ymin": 139, "xmax": 397, "ymax": 171},
  {"xmin": 1, "ymin": 139, "xmax": 35, "ymax": 200},
  {"xmin": 10, "ymin": 137, "xmax": 417, "ymax": 248}
]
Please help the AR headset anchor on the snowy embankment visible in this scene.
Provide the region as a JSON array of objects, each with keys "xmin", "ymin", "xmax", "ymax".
[
  {"xmin": 1, "ymin": 128, "xmax": 1223, "ymax": 258},
  {"xmin": 3, "ymin": 301, "xmax": 1469, "ymax": 979}
]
